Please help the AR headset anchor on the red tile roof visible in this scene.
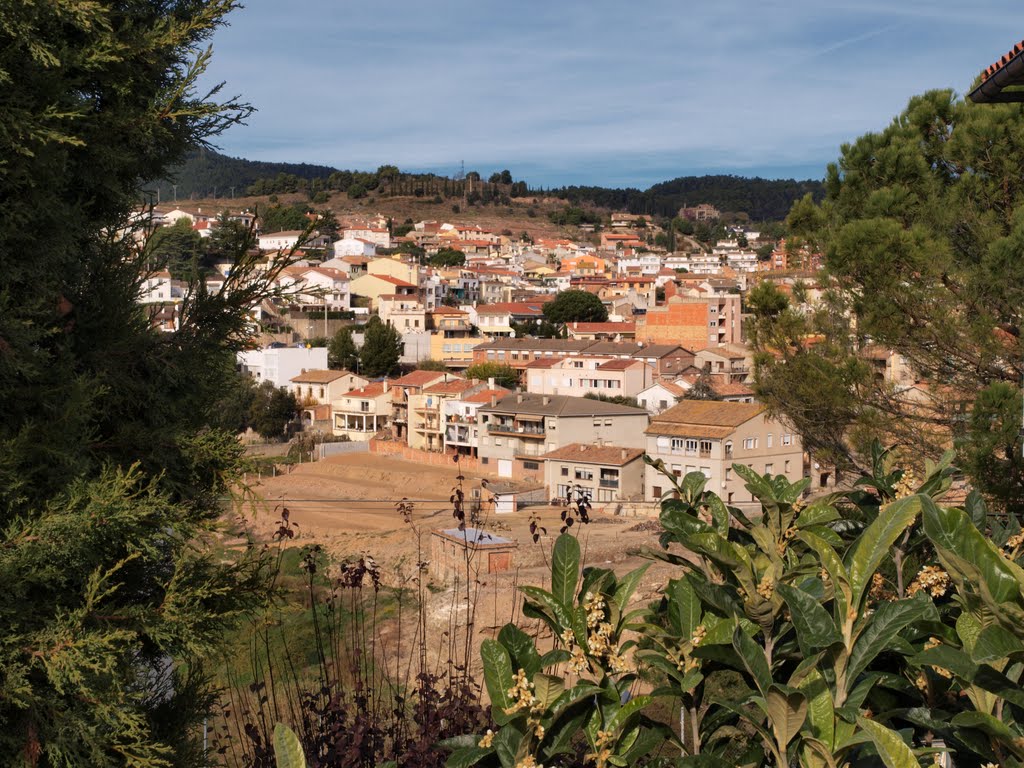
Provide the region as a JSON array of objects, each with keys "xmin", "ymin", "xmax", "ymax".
[
  {"xmin": 390, "ymin": 370, "xmax": 448, "ymax": 388},
  {"xmin": 462, "ymin": 388, "xmax": 511, "ymax": 404}
]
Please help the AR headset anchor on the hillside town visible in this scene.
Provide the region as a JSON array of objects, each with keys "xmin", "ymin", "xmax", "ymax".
[{"xmin": 135, "ymin": 200, "xmax": 868, "ymax": 512}]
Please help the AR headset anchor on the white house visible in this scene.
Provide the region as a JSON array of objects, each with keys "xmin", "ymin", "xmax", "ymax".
[
  {"xmin": 237, "ymin": 346, "xmax": 329, "ymax": 388},
  {"xmin": 258, "ymin": 230, "xmax": 304, "ymax": 251},
  {"xmin": 334, "ymin": 238, "xmax": 377, "ymax": 258}
]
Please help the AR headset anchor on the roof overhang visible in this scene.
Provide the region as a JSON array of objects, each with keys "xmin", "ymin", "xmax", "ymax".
[{"xmin": 970, "ymin": 39, "xmax": 1024, "ymax": 103}]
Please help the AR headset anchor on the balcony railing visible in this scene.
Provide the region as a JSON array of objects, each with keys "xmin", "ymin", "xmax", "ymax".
[
  {"xmin": 487, "ymin": 422, "xmax": 545, "ymax": 437},
  {"xmin": 599, "ymin": 478, "xmax": 619, "ymax": 489}
]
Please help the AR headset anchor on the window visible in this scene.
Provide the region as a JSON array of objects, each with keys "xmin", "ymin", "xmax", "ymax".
[
  {"xmin": 767, "ymin": 433, "xmax": 773, "ymax": 448},
  {"xmin": 670, "ymin": 437, "xmax": 684, "ymax": 451},
  {"xmin": 724, "ymin": 441, "xmax": 733, "ymax": 457},
  {"xmin": 784, "ymin": 460, "xmax": 791, "ymax": 473},
  {"xmin": 604, "ymin": 419, "xmax": 613, "ymax": 426},
  {"xmin": 593, "ymin": 420, "xmax": 602, "ymax": 427},
  {"xmin": 671, "ymin": 464, "xmax": 682, "ymax": 477},
  {"xmin": 494, "ymin": 438, "xmax": 502, "ymax": 446},
  {"xmin": 743, "ymin": 437, "xmax": 757, "ymax": 450},
  {"xmin": 575, "ymin": 469, "xmax": 594, "ymax": 481},
  {"xmin": 319, "ymin": 388, "xmax": 325, "ymax": 399},
  {"xmin": 659, "ymin": 400, "xmax": 668, "ymax": 410},
  {"xmin": 725, "ymin": 467, "xmax": 732, "ymax": 481},
  {"xmin": 652, "ymin": 486, "xmax": 662, "ymax": 499},
  {"xmin": 561, "ymin": 466, "xmax": 569, "ymax": 476},
  {"xmin": 782, "ymin": 433, "xmax": 793, "ymax": 446},
  {"xmin": 699, "ymin": 440, "xmax": 712, "ymax": 454},
  {"xmin": 523, "ymin": 461, "xmax": 539, "ymax": 470},
  {"xmin": 765, "ymin": 463, "xmax": 774, "ymax": 475},
  {"xmin": 700, "ymin": 467, "xmax": 710, "ymax": 478},
  {"xmin": 481, "ymin": 457, "xmax": 489, "ymax": 464},
  {"xmin": 685, "ymin": 439, "xmax": 698, "ymax": 455}
]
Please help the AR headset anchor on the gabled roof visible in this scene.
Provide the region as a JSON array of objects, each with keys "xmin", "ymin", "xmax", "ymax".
[
  {"xmin": 462, "ymin": 388, "xmax": 511, "ymax": 404},
  {"xmin": 390, "ymin": 370, "xmax": 448, "ymax": 388},
  {"xmin": 479, "ymin": 392, "xmax": 647, "ymax": 418},
  {"xmin": 366, "ymin": 275, "xmax": 417, "ymax": 288},
  {"xmin": 646, "ymin": 400, "xmax": 763, "ymax": 438},
  {"xmin": 344, "ymin": 382, "xmax": 389, "ymax": 399},
  {"xmin": 597, "ymin": 358, "xmax": 643, "ymax": 371},
  {"xmin": 424, "ymin": 378, "xmax": 476, "ymax": 396},
  {"xmin": 540, "ymin": 443, "xmax": 645, "ymax": 466},
  {"xmin": 290, "ymin": 369, "xmax": 352, "ymax": 384},
  {"xmin": 476, "ymin": 302, "xmax": 545, "ymax": 316}
]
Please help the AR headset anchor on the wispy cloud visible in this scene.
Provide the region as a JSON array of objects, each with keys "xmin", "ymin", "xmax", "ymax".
[{"xmin": 201, "ymin": 0, "xmax": 1018, "ymax": 186}]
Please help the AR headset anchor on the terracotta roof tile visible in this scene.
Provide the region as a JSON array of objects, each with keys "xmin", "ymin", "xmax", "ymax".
[{"xmin": 539, "ymin": 443, "xmax": 644, "ymax": 466}]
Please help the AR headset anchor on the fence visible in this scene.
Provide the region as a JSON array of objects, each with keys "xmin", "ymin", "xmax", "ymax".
[{"xmin": 317, "ymin": 441, "xmax": 370, "ymax": 460}]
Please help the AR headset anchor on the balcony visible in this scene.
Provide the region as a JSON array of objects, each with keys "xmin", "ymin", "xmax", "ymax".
[
  {"xmin": 488, "ymin": 422, "xmax": 545, "ymax": 438},
  {"xmin": 599, "ymin": 478, "xmax": 619, "ymax": 489}
]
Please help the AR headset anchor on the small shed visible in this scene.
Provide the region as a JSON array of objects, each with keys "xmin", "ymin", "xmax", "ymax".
[
  {"xmin": 483, "ymin": 480, "xmax": 546, "ymax": 515},
  {"xmin": 430, "ymin": 527, "xmax": 518, "ymax": 583}
]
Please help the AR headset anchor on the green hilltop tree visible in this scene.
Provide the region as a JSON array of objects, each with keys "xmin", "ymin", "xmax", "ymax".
[
  {"xmin": 463, "ymin": 362, "xmax": 519, "ymax": 389},
  {"xmin": 328, "ymin": 326, "xmax": 359, "ymax": 370},
  {"xmin": 541, "ymin": 289, "xmax": 608, "ymax": 324},
  {"xmin": 358, "ymin": 316, "xmax": 402, "ymax": 377},
  {"xmin": 0, "ymin": 1, "xmax": 295, "ymax": 764},
  {"xmin": 751, "ymin": 88, "xmax": 1024, "ymax": 511}
]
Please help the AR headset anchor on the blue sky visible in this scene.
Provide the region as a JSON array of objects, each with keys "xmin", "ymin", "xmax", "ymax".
[{"xmin": 199, "ymin": 1, "xmax": 1017, "ymax": 188}]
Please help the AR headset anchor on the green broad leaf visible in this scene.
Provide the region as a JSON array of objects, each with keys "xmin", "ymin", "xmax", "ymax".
[
  {"xmin": 922, "ymin": 498, "xmax": 1024, "ymax": 604},
  {"xmin": 856, "ymin": 717, "xmax": 918, "ymax": 768},
  {"xmin": 798, "ymin": 530, "xmax": 851, "ymax": 610},
  {"xmin": 612, "ymin": 563, "xmax": 650, "ymax": 611},
  {"xmin": 619, "ymin": 724, "xmax": 676, "ymax": 764},
  {"xmin": 733, "ymin": 624, "xmax": 772, "ymax": 696},
  {"xmin": 950, "ymin": 711, "xmax": 1020, "ymax": 741},
  {"xmin": 533, "ymin": 673, "xmax": 564, "ymax": 709},
  {"xmin": 964, "ymin": 489, "xmax": 988, "ymax": 528},
  {"xmin": 542, "ymin": 710, "xmax": 588, "ymax": 758},
  {"xmin": 571, "ymin": 604, "xmax": 590, "ymax": 648},
  {"xmin": 545, "ymin": 682, "xmax": 603, "ymax": 723},
  {"xmin": 551, "ymin": 533, "xmax": 581, "ymax": 610},
  {"xmin": 668, "ymin": 576, "xmax": 701, "ymax": 638},
  {"xmin": 481, "ymin": 639, "xmax": 515, "ymax": 715},
  {"xmin": 776, "ymin": 582, "xmax": 840, "ymax": 654},
  {"xmin": 766, "ymin": 686, "xmax": 807, "ymax": 749},
  {"xmin": 682, "ymin": 471, "xmax": 710, "ymax": 499},
  {"xmin": 579, "ymin": 566, "xmax": 614, "ymax": 602},
  {"xmin": 972, "ymin": 623, "xmax": 1024, "ymax": 663},
  {"xmin": 703, "ymin": 493, "xmax": 731, "ymax": 536},
  {"xmin": 802, "ymin": 525, "xmax": 845, "ymax": 548},
  {"xmin": 445, "ymin": 746, "xmax": 492, "ymax": 768},
  {"xmin": 845, "ymin": 494, "xmax": 922, "ymax": 610},
  {"xmin": 733, "ymin": 463, "xmax": 775, "ymax": 500},
  {"xmin": 540, "ymin": 648, "xmax": 571, "ymax": 668},
  {"xmin": 796, "ymin": 503, "xmax": 841, "ymax": 528},
  {"xmin": 798, "ymin": 669, "xmax": 835, "ymax": 751},
  {"xmin": 910, "ymin": 645, "xmax": 978, "ymax": 679},
  {"xmin": 273, "ymin": 723, "xmax": 306, "ymax": 768},
  {"xmin": 691, "ymin": 579, "xmax": 744, "ymax": 618},
  {"xmin": 955, "ymin": 611, "xmax": 983, "ymax": 655},
  {"xmin": 491, "ymin": 722, "xmax": 524, "ymax": 768},
  {"xmin": 438, "ymin": 735, "xmax": 482, "ymax": 750},
  {"xmin": 750, "ymin": 525, "xmax": 782, "ymax": 563},
  {"xmin": 660, "ymin": 501, "xmax": 712, "ymax": 538},
  {"xmin": 846, "ymin": 593, "xmax": 936, "ymax": 684},
  {"xmin": 606, "ymin": 694, "xmax": 654, "ymax": 736},
  {"xmin": 499, "ymin": 623, "xmax": 542, "ymax": 679},
  {"xmin": 520, "ymin": 585, "xmax": 572, "ymax": 633}
]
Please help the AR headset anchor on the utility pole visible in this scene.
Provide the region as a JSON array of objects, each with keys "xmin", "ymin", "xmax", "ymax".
[
  {"xmin": 172, "ymin": 184, "xmax": 177, "ymax": 202},
  {"xmin": 230, "ymin": 186, "xmax": 235, "ymax": 199}
]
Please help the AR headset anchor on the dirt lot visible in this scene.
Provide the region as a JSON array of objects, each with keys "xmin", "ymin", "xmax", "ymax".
[{"xmin": 243, "ymin": 452, "xmax": 676, "ymax": 647}]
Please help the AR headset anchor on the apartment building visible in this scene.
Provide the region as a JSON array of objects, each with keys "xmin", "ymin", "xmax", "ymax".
[
  {"xmin": 476, "ymin": 393, "xmax": 649, "ymax": 481},
  {"xmin": 644, "ymin": 401, "xmax": 803, "ymax": 508},
  {"xmin": 541, "ymin": 444, "xmax": 645, "ymax": 503}
]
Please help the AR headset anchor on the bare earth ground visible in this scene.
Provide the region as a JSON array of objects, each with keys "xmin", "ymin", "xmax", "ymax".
[{"xmin": 241, "ymin": 452, "xmax": 677, "ymax": 658}]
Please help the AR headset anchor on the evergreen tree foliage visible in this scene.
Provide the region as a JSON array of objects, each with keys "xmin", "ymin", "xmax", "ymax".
[
  {"xmin": 248, "ymin": 382, "xmax": 298, "ymax": 439},
  {"xmin": 751, "ymin": 89, "xmax": 1024, "ymax": 512},
  {"xmin": 542, "ymin": 289, "xmax": 609, "ymax": 324},
  {"xmin": 463, "ymin": 363, "xmax": 519, "ymax": 389},
  {"xmin": 327, "ymin": 327, "xmax": 359, "ymax": 371},
  {"xmin": 358, "ymin": 317, "xmax": 402, "ymax": 377},
  {"xmin": 0, "ymin": 2, "xmax": 287, "ymax": 763},
  {"xmin": 427, "ymin": 248, "xmax": 466, "ymax": 267}
]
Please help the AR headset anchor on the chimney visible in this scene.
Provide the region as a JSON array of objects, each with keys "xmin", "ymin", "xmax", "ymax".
[
  {"xmin": 488, "ymin": 377, "xmax": 495, "ymax": 389},
  {"xmin": 621, "ymin": 448, "xmax": 627, "ymax": 460},
  {"xmin": 517, "ymin": 393, "xmax": 523, "ymax": 404},
  {"xmin": 491, "ymin": 394, "xmax": 497, "ymax": 407},
  {"xmin": 542, "ymin": 396, "xmax": 550, "ymax": 406}
]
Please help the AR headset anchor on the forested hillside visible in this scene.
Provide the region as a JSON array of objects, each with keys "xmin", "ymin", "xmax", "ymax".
[
  {"xmin": 149, "ymin": 149, "xmax": 824, "ymax": 220},
  {"xmin": 549, "ymin": 175, "xmax": 825, "ymax": 220}
]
